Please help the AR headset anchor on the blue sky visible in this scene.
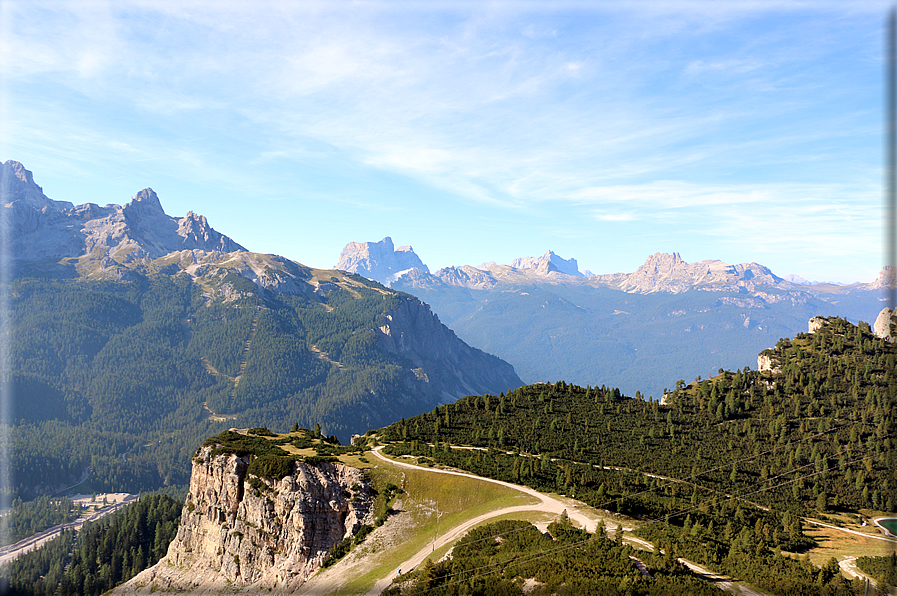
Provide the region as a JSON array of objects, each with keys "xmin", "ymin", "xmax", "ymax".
[{"xmin": 0, "ymin": 0, "xmax": 890, "ymax": 283}]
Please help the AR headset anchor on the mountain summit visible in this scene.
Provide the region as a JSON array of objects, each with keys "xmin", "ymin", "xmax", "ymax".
[
  {"xmin": 510, "ymin": 250, "xmax": 583, "ymax": 277},
  {"xmin": 3, "ymin": 160, "xmax": 245, "ymax": 276},
  {"xmin": 592, "ymin": 252, "xmax": 786, "ymax": 294},
  {"xmin": 335, "ymin": 236, "xmax": 429, "ymax": 286}
]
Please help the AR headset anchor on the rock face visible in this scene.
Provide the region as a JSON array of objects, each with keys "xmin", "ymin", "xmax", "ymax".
[
  {"xmin": 116, "ymin": 443, "xmax": 373, "ymax": 594},
  {"xmin": 510, "ymin": 250, "xmax": 583, "ymax": 277},
  {"xmin": 870, "ymin": 266, "xmax": 897, "ymax": 290},
  {"xmin": 874, "ymin": 308, "xmax": 897, "ymax": 342},
  {"xmin": 809, "ymin": 317, "xmax": 827, "ymax": 333},
  {"xmin": 2, "ymin": 160, "xmax": 245, "ymax": 274},
  {"xmin": 590, "ymin": 252, "xmax": 787, "ymax": 294},
  {"xmin": 335, "ymin": 237, "xmax": 429, "ymax": 286},
  {"xmin": 757, "ymin": 353, "xmax": 781, "ymax": 373}
]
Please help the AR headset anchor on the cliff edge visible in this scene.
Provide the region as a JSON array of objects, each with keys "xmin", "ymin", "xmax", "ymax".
[{"xmin": 115, "ymin": 433, "xmax": 374, "ymax": 594}]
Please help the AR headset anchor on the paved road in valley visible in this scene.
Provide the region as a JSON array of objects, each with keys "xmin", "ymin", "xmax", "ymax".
[{"xmin": 0, "ymin": 495, "xmax": 138, "ymax": 566}]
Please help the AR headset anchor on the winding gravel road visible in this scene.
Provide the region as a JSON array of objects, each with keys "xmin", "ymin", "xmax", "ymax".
[{"xmin": 365, "ymin": 446, "xmax": 770, "ymax": 596}]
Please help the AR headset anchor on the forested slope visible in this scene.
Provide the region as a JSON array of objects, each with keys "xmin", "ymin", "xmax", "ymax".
[
  {"xmin": 9, "ymin": 263, "xmax": 520, "ymax": 499},
  {"xmin": 379, "ymin": 315, "xmax": 895, "ymax": 594}
]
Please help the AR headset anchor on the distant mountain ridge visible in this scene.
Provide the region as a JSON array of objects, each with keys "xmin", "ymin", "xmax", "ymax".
[
  {"xmin": 335, "ymin": 236, "xmax": 887, "ymax": 399},
  {"xmin": 3, "ymin": 161, "xmax": 245, "ymax": 277},
  {"xmin": 333, "ymin": 236, "xmax": 884, "ymax": 294}
]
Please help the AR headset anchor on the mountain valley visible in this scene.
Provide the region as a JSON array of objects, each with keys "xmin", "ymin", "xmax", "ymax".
[
  {"xmin": 2, "ymin": 161, "xmax": 522, "ymax": 498},
  {"xmin": 2, "ymin": 161, "xmax": 895, "ymax": 595}
]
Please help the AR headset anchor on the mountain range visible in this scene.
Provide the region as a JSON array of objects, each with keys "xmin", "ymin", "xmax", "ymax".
[
  {"xmin": 3, "ymin": 160, "xmax": 521, "ymax": 497},
  {"xmin": 336, "ymin": 238, "xmax": 889, "ymax": 398}
]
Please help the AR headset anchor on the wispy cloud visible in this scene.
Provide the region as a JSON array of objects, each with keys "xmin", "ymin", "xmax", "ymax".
[{"xmin": 1, "ymin": 0, "xmax": 887, "ymax": 281}]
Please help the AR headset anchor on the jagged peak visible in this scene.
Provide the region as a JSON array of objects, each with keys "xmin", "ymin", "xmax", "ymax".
[
  {"xmin": 127, "ymin": 188, "xmax": 164, "ymax": 212},
  {"xmin": 871, "ymin": 265, "xmax": 896, "ymax": 290},
  {"xmin": 3, "ymin": 160, "xmax": 36, "ymax": 186},
  {"xmin": 335, "ymin": 236, "xmax": 429, "ymax": 285},
  {"xmin": 640, "ymin": 252, "xmax": 685, "ymax": 269},
  {"xmin": 510, "ymin": 250, "xmax": 582, "ymax": 277},
  {"xmin": 1, "ymin": 160, "xmax": 73, "ymax": 210}
]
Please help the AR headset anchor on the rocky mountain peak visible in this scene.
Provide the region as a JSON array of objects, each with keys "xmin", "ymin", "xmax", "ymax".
[
  {"xmin": 128, "ymin": 188, "xmax": 164, "ymax": 211},
  {"xmin": 638, "ymin": 252, "xmax": 685, "ymax": 273},
  {"xmin": 3, "ymin": 161, "xmax": 245, "ymax": 272},
  {"xmin": 4, "ymin": 160, "xmax": 35, "ymax": 186},
  {"xmin": 606, "ymin": 252, "xmax": 785, "ymax": 294},
  {"xmin": 335, "ymin": 236, "xmax": 429, "ymax": 286},
  {"xmin": 871, "ymin": 265, "xmax": 896, "ymax": 290},
  {"xmin": 510, "ymin": 250, "xmax": 583, "ymax": 277},
  {"xmin": 1, "ymin": 160, "xmax": 73, "ymax": 210}
]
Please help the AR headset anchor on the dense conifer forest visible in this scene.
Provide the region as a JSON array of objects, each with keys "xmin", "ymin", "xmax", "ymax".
[
  {"xmin": 1, "ymin": 496, "xmax": 82, "ymax": 546},
  {"xmin": 379, "ymin": 315, "xmax": 895, "ymax": 595},
  {"xmin": 8, "ymin": 268, "xmax": 441, "ymax": 498},
  {"xmin": 0, "ymin": 494, "xmax": 181, "ymax": 595}
]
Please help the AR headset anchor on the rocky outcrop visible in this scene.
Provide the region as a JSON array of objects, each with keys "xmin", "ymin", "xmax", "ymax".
[
  {"xmin": 809, "ymin": 317, "xmax": 827, "ymax": 333},
  {"xmin": 2, "ymin": 161, "xmax": 246, "ymax": 273},
  {"xmin": 757, "ymin": 353, "xmax": 781, "ymax": 374},
  {"xmin": 116, "ymin": 442, "xmax": 373, "ymax": 594},
  {"xmin": 874, "ymin": 308, "xmax": 896, "ymax": 343},
  {"xmin": 870, "ymin": 266, "xmax": 897, "ymax": 290},
  {"xmin": 335, "ymin": 237, "xmax": 429, "ymax": 286}
]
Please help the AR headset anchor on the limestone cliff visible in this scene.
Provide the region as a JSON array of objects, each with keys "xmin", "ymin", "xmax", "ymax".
[
  {"xmin": 874, "ymin": 307, "xmax": 897, "ymax": 343},
  {"xmin": 116, "ymin": 442, "xmax": 373, "ymax": 594}
]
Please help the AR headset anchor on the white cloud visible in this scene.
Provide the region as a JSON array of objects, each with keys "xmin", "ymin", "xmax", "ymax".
[
  {"xmin": 1, "ymin": 0, "xmax": 885, "ymax": 282},
  {"xmin": 593, "ymin": 211, "xmax": 637, "ymax": 221}
]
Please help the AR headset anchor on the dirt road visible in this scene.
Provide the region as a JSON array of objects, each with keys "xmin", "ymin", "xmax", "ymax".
[
  {"xmin": 364, "ymin": 447, "xmax": 606, "ymax": 595},
  {"xmin": 365, "ymin": 447, "xmax": 770, "ymax": 596}
]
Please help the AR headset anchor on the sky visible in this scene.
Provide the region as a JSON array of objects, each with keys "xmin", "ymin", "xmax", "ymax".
[{"xmin": 0, "ymin": 0, "xmax": 892, "ymax": 283}]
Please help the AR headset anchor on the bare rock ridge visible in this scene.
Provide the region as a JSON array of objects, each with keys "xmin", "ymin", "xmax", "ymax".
[
  {"xmin": 338, "ymin": 237, "xmax": 889, "ymax": 295},
  {"xmin": 335, "ymin": 236, "xmax": 429, "ymax": 286},
  {"xmin": 509, "ymin": 250, "xmax": 583, "ymax": 277},
  {"xmin": 2, "ymin": 160, "xmax": 246, "ymax": 272},
  {"xmin": 116, "ymin": 440, "xmax": 373, "ymax": 594},
  {"xmin": 591, "ymin": 251, "xmax": 786, "ymax": 294}
]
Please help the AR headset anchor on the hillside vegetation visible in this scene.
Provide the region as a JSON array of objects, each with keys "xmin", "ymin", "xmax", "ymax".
[
  {"xmin": 379, "ymin": 315, "xmax": 895, "ymax": 595},
  {"xmin": 387, "ymin": 517, "xmax": 720, "ymax": 596},
  {"xmin": 9, "ymin": 267, "xmax": 464, "ymax": 498},
  {"xmin": 0, "ymin": 494, "xmax": 181, "ymax": 596}
]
